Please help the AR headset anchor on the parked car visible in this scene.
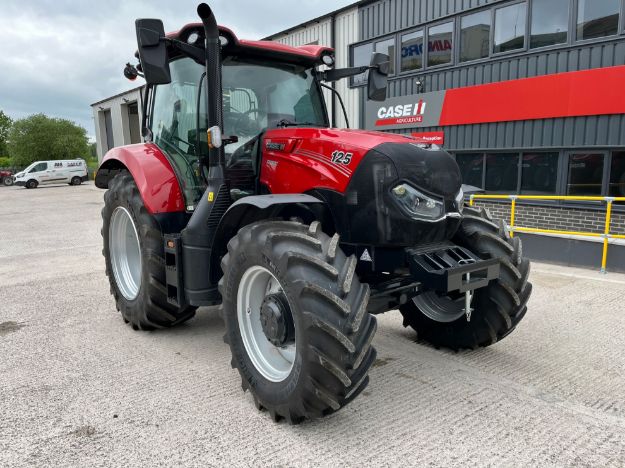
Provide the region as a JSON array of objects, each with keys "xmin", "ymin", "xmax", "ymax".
[
  {"xmin": 0, "ymin": 170, "xmax": 13, "ymax": 186},
  {"xmin": 13, "ymin": 159, "xmax": 88, "ymax": 189}
]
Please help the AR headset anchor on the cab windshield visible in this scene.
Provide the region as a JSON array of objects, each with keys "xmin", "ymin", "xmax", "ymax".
[
  {"xmin": 150, "ymin": 56, "xmax": 327, "ymax": 207},
  {"xmin": 221, "ymin": 57, "xmax": 328, "ymax": 158}
]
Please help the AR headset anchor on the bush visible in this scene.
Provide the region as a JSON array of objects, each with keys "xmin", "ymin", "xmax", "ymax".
[{"xmin": 0, "ymin": 156, "xmax": 11, "ymax": 168}]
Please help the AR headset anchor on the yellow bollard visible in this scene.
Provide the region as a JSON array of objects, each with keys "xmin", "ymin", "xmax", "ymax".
[
  {"xmin": 601, "ymin": 200, "xmax": 613, "ymax": 274},
  {"xmin": 509, "ymin": 197, "xmax": 516, "ymax": 238}
]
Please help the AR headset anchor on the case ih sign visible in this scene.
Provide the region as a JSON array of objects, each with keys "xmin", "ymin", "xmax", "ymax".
[
  {"xmin": 365, "ymin": 65, "xmax": 625, "ymax": 132},
  {"xmin": 365, "ymin": 91, "xmax": 446, "ymax": 130}
]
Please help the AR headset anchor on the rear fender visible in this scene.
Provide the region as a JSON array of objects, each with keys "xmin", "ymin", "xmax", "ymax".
[
  {"xmin": 95, "ymin": 143, "xmax": 185, "ymax": 214},
  {"xmin": 208, "ymin": 194, "xmax": 333, "ymax": 284}
]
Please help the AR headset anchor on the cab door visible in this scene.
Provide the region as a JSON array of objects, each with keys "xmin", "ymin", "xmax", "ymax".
[{"xmin": 29, "ymin": 162, "xmax": 50, "ymax": 184}]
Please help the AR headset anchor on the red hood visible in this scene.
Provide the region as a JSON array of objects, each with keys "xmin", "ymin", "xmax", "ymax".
[
  {"xmin": 260, "ymin": 127, "xmax": 418, "ymax": 194},
  {"xmin": 263, "ymin": 127, "xmax": 414, "ymax": 152}
]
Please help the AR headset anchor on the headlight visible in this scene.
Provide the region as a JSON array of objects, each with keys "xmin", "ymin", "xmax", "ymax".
[{"xmin": 391, "ymin": 183, "xmax": 444, "ymax": 220}]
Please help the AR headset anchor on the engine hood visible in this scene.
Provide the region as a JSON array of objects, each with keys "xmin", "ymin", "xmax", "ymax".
[{"xmin": 368, "ymin": 142, "xmax": 462, "ymax": 198}]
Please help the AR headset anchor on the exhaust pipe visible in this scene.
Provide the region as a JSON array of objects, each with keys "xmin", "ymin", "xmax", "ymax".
[
  {"xmin": 180, "ymin": 3, "xmax": 229, "ymax": 306},
  {"xmin": 197, "ymin": 2, "xmax": 225, "ymax": 171}
]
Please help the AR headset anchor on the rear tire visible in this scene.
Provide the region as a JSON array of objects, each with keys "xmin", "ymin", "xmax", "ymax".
[
  {"xmin": 101, "ymin": 171, "xmax": 196, "ymax": 330},
  {"xmin": 3, "ymin": 177, "xmax": 13, "ymax": 186},
  {"xmin": 219, "ymin": 220, "xmax": 377, "ymax": 423},
  {"xmin": 71, "ymin": 176, "xmax": 82, "ymax": 185},
  {"xmin": 400, "ymin": 206, "xmax": 532, "ymax": 350}
]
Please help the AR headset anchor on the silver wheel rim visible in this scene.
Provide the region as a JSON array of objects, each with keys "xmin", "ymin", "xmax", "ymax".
[
  {"xmin": 412, "ymin": 291, "xmax": 468, "ymax": 323},
  {"xmin": 109, "ymin": 206, "xmax": 142, "ymax": 301},
  {"xmin": 237, "ymin": 266, "xmax": 296, "ymax": 382}
]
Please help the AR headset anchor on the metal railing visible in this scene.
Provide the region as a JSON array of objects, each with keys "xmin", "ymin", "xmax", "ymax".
[{"xmin": 469, "ymin": 195, "xmax": 625, "ymax": 273}]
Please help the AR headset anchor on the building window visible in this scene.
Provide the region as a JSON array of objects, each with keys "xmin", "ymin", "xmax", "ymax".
[
  {"xmin": 351, "ymin": 42, "xmax": 374, "ymax": 86},
  {"xmin": 609, "ymin": 152, "xmax": 625, "ymax": 201},
  {"xmin": 521, "ymin": 153, "xmax": 559, "ymax": 194},
  {"xmin": 493, "ymin": 3, "xmax": 527, "ymax": 54},
  {"xmin": 456, "ymin": 153, "xmax": 484, "ymax": 188},
  {"xmin": 460, "ymin": 11, "xmax": 491, "ymax": 62},
  {"xmin": 485, "ymin": 153, "xmax": 519, "ymax": 192},
  {"xmin": 375, "ymin": 38, "xmax": 396, "ymax": 76},
  {"xmin": 530, "ymin": 0, "xmax": 569, "ymax": 49},
  {"xmin": 577, "ymin": 0, "xmax": 620, "ymax": 40},
  {"xmin": 401, "ymin": 30, "xmax": 424, "ymax": 72},
  {"xmin": 427, "ymin": 22, "xmax": 454, "ymax": 67},
  {"xmin": 567, "ymin": 153, "xmax": 605, "ymax": 196}
]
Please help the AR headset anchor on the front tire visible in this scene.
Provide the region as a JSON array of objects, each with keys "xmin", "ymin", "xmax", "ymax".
[
  {"xmin": 219, "ymin": 221, "xmax": 377, "ymax": 423},
  {"xmin": 26, "ymin": 179, "xmax": 38, "ymax": 189},
  {"xmin": 101, "ymin": 171, "xmax": 195, "ymax": 330},
  {"xmin": 400, "ymin": 206, "xmax": 532, "ymax": 350}
]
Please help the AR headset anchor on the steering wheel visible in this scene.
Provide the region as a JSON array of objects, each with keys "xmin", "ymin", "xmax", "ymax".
[{"xmin": 231, "ymin": 109, "xmax": 265, "ymax": 137}]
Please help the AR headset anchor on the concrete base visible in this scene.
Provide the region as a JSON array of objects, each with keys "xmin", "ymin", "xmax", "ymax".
[{"xmin": 517, "ymin": 232, "xmax": 625, "ymax": 274}]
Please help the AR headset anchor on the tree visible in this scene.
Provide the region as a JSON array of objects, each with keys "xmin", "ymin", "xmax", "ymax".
[
  {"xmin": 0, "ymin": 110, "xmax": 12, "ymax": 157},
  {"xmin": 8, "ymin": 114, "xmax": 89, "ymax": 167}
]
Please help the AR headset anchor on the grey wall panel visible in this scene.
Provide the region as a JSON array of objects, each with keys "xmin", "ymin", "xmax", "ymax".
[
  {"xmin": 403, "ymin": 113, "xmax": 625, "ymax": 150},
  {"xmin": 384, "ymin": 41, "xmax": 625, "ymax": 99},
  {"xmin": 359, "ymin": 0, "xmax": 503, "ymax": 40}
]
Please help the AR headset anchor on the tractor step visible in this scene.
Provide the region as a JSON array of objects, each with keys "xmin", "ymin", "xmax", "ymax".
[
  {"xmin": 164, "ymin": 234, "xmax": 187, "ymax": 308},
  {"xmin": 406, "ymin": 243, "xmax": 500, "ymax": 294}
]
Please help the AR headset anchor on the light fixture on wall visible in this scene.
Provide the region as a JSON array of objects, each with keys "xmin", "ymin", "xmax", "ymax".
[
  {"xmin": 415, "ymin": 76, "xmax": 425, "ymax": 94},
  {"xmin": 98, "ymin": 106, "xmax": 105, "ymax": 111},
  {"xmin": 122, "ymin": 98, "xmax": 129, "ymax": 103}
]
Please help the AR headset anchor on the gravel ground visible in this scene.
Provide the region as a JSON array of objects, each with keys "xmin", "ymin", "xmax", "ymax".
[{"xmin": 1, "ymin": 183, "xmax": 625, "ymax": 467}]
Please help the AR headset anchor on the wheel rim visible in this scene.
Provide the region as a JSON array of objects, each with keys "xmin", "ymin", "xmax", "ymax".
[
  {"xmin": 412, "ymin": 291, "xmax": 469, "ymax": 323},
  {"xmin": 109, "ymin": 206, "xmax": 142, "ymax": 301},
  {"xmin": 237, "ymin": 266, "xmax": 296, "ymax": 382}
]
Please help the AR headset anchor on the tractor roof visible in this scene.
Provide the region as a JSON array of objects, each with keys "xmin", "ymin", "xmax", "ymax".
[{"xmin": 167, "ymin": 23, "xmax": 334, "ymax": 66}]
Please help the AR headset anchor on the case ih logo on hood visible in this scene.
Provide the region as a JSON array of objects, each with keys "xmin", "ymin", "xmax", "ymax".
[{"xmin": 375, "ymin": 100, "xmax": 427, "ymax": 127}]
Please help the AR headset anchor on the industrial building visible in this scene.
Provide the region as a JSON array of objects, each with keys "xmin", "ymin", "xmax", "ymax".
[{"xmin": 92, "ymin": 0, "xmax": 625, "ymax": 270}]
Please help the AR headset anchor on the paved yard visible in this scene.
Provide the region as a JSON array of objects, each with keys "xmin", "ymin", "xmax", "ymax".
[{"xmin": 1, "ymin": 183, "xmax": 625, "ymax": 467}]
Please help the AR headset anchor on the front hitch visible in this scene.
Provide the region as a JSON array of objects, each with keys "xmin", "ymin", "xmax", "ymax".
[{"xmin": 406, "ymin": 243, "xmax": 500, "ymax": 294}]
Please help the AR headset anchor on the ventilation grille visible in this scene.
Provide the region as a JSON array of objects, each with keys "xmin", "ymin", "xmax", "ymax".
[{"xmin": 207, "ymin": 184, "xmax": 231, "ymax": 230}]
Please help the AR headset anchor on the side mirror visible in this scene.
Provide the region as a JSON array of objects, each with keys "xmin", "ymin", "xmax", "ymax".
[
  {"xmin": 367, "ymin": 52, "xmax": 389, "ymax": 102},
  {"xmin": 135, "ymin": 19, "xmax": 171, "ymax": 85}
]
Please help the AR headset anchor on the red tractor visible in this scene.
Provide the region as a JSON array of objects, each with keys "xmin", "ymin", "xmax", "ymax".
[
  {"xmin": 97, "ymin": 4, "xmax": 531, "ymax": 423},
  {"xmin": 0, "ymin": 170, "xmax": 13, "ymax": 186}
]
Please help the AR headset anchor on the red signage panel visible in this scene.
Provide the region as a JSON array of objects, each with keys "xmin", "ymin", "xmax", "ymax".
[{"xmin": 439, "ymin": 65, "xmax": 625, "ymax": 126}]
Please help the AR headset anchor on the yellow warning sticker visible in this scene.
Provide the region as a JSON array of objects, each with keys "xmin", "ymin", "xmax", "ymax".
[{"xmin": 208, "ymin": 191, "xmax": 214, "ymax": 202}]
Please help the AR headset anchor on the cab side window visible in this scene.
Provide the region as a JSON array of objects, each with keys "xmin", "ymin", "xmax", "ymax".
[
  {"xmin": 150, "ymin": 57, "xmax": 205, "ymax": 206},
  {"xmin": 29, "ymin": 162, "xmax": 47, "ymax": 173}
]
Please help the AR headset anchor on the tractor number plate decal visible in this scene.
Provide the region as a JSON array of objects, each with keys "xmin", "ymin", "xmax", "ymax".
[{"xmin": 331, "ymin": 150, "xmax": 352, "ymax": 165}]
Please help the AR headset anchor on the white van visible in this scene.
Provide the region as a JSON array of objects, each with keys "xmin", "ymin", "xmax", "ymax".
[{"xmin": 14, "ymin": 159, "xmax": 88, "ymax": 189}]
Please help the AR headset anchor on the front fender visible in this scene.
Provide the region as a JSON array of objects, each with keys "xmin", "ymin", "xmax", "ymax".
[
  {"xmin": 208, "ymin": 194, "xmax": 329, "ymax": 284},
  {"xmin": 95, "ymin": 143, "xmax": 185, "ymax": 214}
]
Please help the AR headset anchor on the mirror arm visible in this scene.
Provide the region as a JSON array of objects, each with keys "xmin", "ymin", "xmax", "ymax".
[
  {"xmin": 164, "ymin": 38, "xmax": 205, "ymax": 63},
  {"xmin": 319, "ymin": 66, "xmax": 370, "ymax": 82}
]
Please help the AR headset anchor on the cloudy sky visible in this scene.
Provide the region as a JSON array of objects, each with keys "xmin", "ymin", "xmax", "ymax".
[{"xmin": 0, "ymin": 0, "xmax": 353, "ymax": 140}]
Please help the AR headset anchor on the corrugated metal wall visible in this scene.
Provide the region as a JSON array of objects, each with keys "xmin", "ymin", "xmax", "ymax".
[
  {"xmin": 359, "ymin": 0, "xmax": 502, "ymax": 39},
  {"xmin": 271, "ymin": 8, "xmax": 360, "ymax": 128},
  {"xmin": 359, "ymin": 0, "xmax": 625, "ymax": 150},
  {"xmin": 334, "ymin": 8, "xmax": 360, "ymax": 128}
]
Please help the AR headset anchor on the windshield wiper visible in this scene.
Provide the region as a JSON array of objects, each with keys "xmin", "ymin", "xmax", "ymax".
[{"xmin": 276, "ymin": 119, "xmax": 320, "ymax": 128}]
